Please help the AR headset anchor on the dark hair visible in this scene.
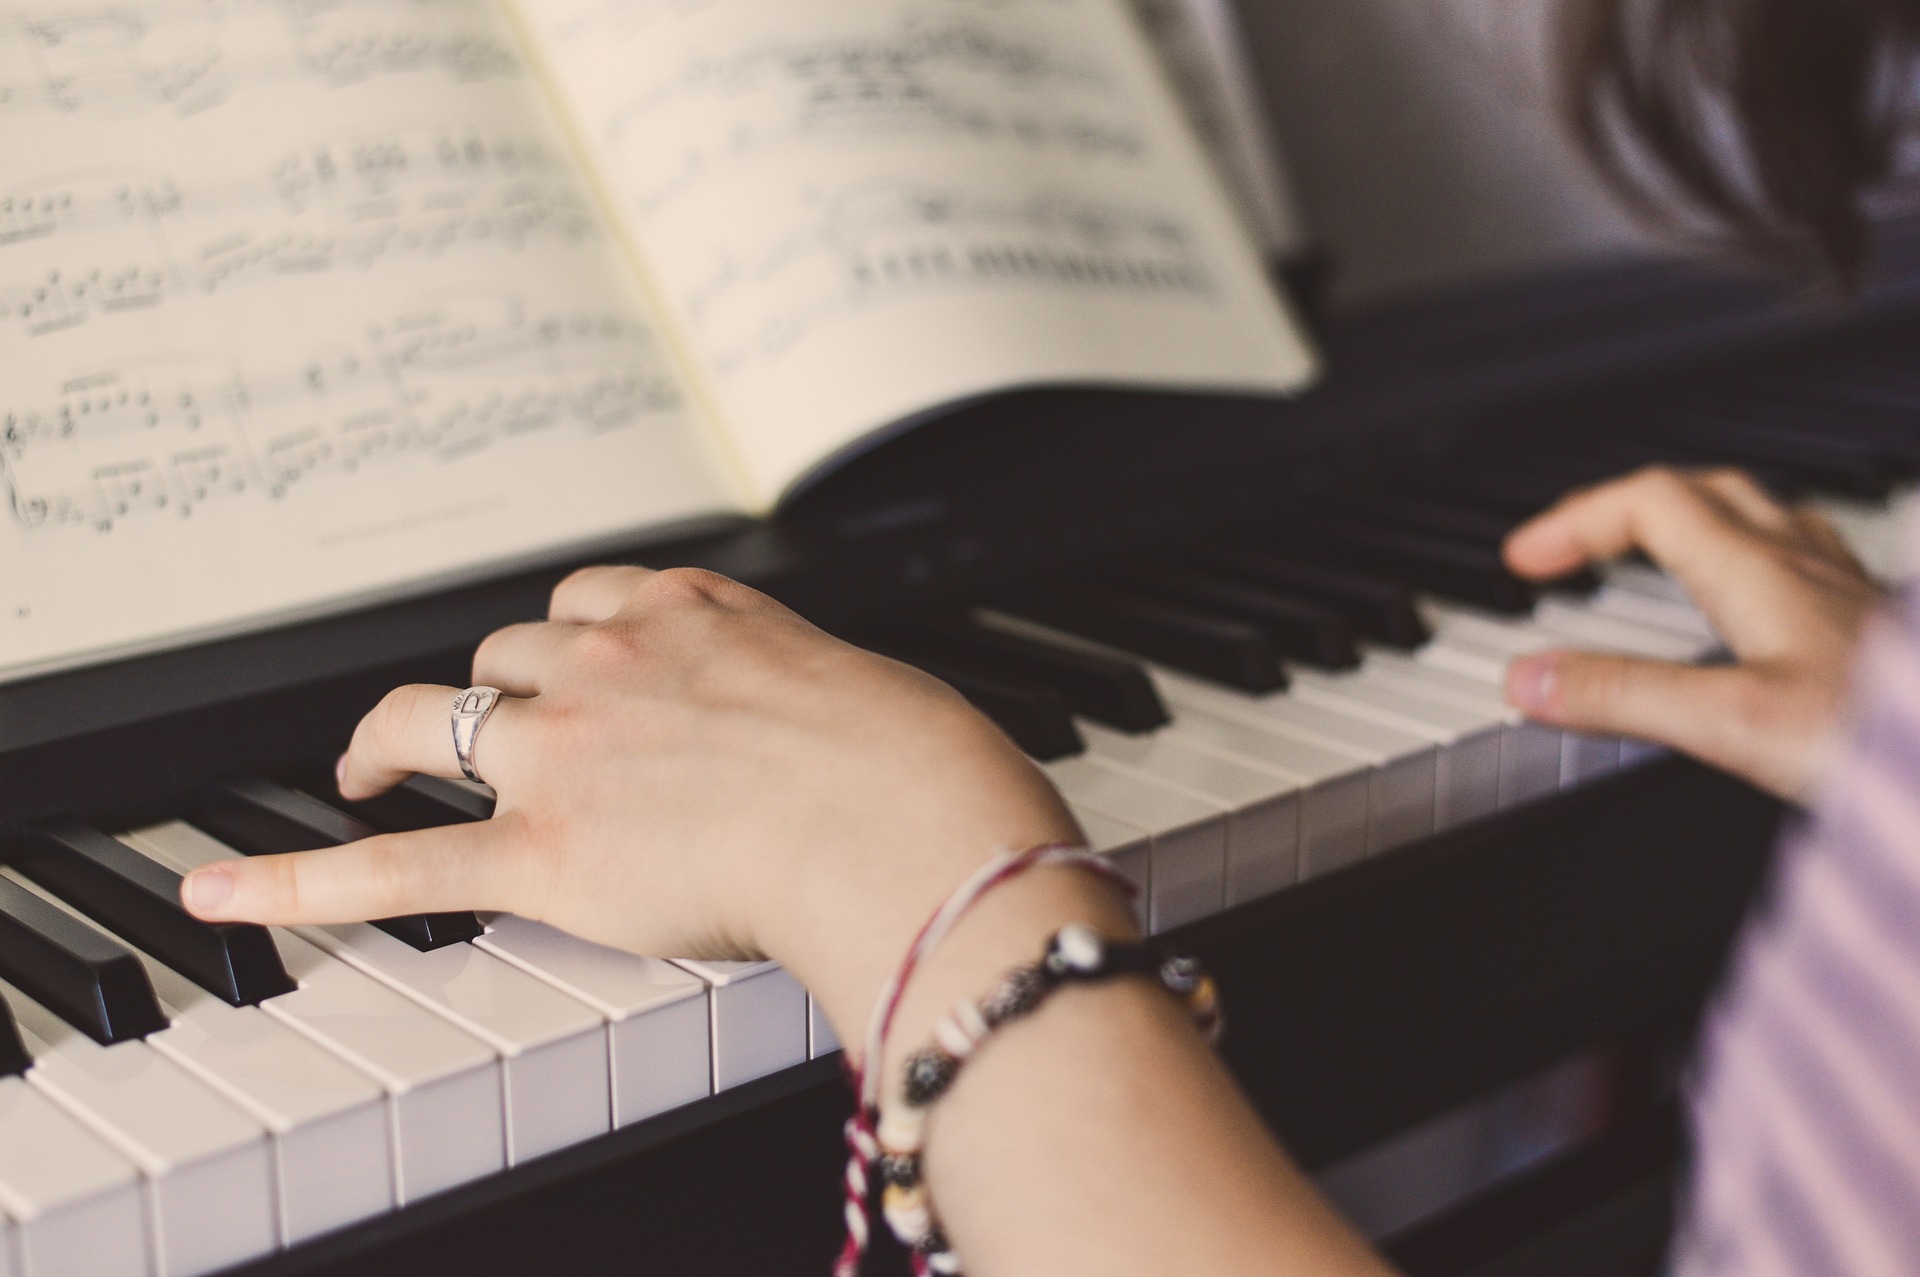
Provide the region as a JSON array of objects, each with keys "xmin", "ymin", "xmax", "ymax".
[{"xmin": 1560, "ymin": 0, "xmax": 1920, "ymax": 289}]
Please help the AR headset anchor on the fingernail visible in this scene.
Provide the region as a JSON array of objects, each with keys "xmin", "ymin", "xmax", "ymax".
[
  {"xmin": 1507, "ymin": 653, "xmax": 1563, "ymax": 713},
  {"xmin": 334, "ymin": 753, "xmax": 349, "ymax": 792},
  {"xmin": 184, "ymin": 867, "xmax": 235, "ymax": 916}
]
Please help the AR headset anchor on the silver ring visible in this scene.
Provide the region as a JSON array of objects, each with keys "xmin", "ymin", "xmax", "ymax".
[{"xmin": 451, "ymin": 686, "xmax": 503, "ymax": 785}]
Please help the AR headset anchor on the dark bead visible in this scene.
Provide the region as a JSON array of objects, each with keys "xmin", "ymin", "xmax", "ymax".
[
  {"xmin": 915, "ymin": 1226, "xmax": 952, "ymax": 1257},
  {"xmin": 877, "ymin": 1152, "xmax": 922, "ymax": 1187},
  {"xmin": 903, "ymin": 1047, "xmax": 961, "ymax": 1107},
  {"xmin": 980, "ymin": 966, "xmax": 1049, "ymax": 1027}
]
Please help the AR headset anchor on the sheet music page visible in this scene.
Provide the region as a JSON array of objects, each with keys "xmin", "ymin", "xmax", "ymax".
[
  {"xmin": 0, "ymin": 0, "xmax": 743, "ymax": 684},
  {"xmin": 513, "ymin": 0, "xmax": 1317, "ymax": 501},
  {"xmin": 1126, "ymin": 0, "xmax": 1309, "ymax": 261}
]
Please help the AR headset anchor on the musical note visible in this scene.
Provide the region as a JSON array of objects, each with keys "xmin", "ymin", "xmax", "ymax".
[
  {"xmin": 0, "ymin": 296, "xmax": 686, "ymax": 533},
  {"xmin": 0, "ymin": 0, "xmax": 525, "ymax": 119},
  {"xmin": 0, "ymin": 132, "xmax": 598, "ymax": 336},
  {"xmin": 515, "ymin": 0, "xmax": 1253, "ymax": 394}
]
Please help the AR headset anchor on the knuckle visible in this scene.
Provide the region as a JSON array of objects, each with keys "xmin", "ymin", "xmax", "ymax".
[
  {"xmin": 551, "ymin": 566, "xmax": 605, "ymax": 610},
  {"xmin": 570, "ymin": 622, "xmax": 641, "ymax": 669},
  {"xmin": 1631, "ymin": 464, "xmax": 1688, "ymax": 500},
  {"xmin": 642, "ymin": 566, "xmax": 729, "ymax": 607}
]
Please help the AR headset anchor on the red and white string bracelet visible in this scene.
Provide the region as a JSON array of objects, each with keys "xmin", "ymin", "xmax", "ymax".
[{"xmin": 832, "ymin": 844, "xmax": 1221, "ymax": 1277}]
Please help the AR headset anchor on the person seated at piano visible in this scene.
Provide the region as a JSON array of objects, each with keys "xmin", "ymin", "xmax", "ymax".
[{"xmin": 180, "ymin": 0, "xmax": 1920, "ymax": 1272}]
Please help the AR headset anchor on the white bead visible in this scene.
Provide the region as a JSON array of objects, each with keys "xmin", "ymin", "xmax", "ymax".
[
  {"xmin": 954, "ymin": 999, "xmax": 989, "ymax": 1042},
  {"xmin": 845, "ymin": 1160, "xmax": 868, "ymax": 1197},
  {"xmin": 930, "ymin": 1251, "xmax": 963, "ymax": 1275},
  {"xmin": 933, "ymin": 997, "xmax": 992, "ymax": 1057},
  {"xmin": 878, "ymin": 1104, "xmax": 927, "ymax": 1153},
  {"xmin": 1057, "ymin": 923, "xmax": 1103, "ymax": 972},
  {"xmin": 844, "ymin": 1199, "xmax": 869, "ymax": 1246},
  {"xmin": 883, "ymin": 1196, "xmax": 932, "ymax": 1245}
]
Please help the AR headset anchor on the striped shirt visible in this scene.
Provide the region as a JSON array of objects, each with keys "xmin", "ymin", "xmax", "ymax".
[{"xmin": 1672, "ymin": 581, "xmax": 1920, "ymax": 1272}]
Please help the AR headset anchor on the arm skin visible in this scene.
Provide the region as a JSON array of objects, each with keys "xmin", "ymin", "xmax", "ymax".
[
  {"xmin": 178, "ymin": 563, "xmax": 1393, "ymax": 1277},
  {"xmin": 1500, "ymin": 465, "xmax": 1882, "ymax": 802}
]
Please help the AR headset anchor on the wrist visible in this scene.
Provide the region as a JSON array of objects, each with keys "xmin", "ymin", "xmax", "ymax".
[{"xmin": 752, "ymin": 755, "xmax": 1087, "ymax": 1058}]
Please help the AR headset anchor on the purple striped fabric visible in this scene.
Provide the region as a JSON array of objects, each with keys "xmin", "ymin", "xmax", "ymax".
[{"xmin": 1671, "ymin": 575, "xmax": 1920, "ymax": 1273}]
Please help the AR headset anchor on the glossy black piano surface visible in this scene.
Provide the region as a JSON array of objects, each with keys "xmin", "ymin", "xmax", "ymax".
[{"xmin": 8, "ymin": 243, "xmax": 1919, "ymax": 1275}]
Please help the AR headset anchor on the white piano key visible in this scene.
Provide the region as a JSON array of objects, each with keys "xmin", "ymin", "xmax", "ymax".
[
  {"xmin": 1362, "ymin": 652, "xmax": 1564, "ymax": 806},
  {"xmin": 1043, "ymin": 756, "xmax": 1231, "ymax": 932},
  {"xmin": 1807, "ymin": 494, "xmax": 1906, "ymax": 579},
  {"xmin": 808, "ymin": 995, "xmax": 840, "ymax": 1059},
  {"xmin": 1529, "ymin": 598, "xmax": 1716, "ymax": 662},
  {"xmin": 1070, "ymin": 807, "xmax": 1153, "ymax": 926},
  {"xmin": 1078, "ymin": 722, "xmax": 1292, "ymax": 915},
  {"xmin": 2, "ymin": 978, "xmax": 275, "ymax": 1277},
  {"xmin": 1603, "ymin": 563, "xmax": 1696, "ymax": 605},
  {"xmin": 667, "ymin": 961, "xmax": 806, "ymax": 1093},
  {"xmin": 134, "ymin": 823, "xmax": 606, "ymax": 1168},
  {"xmin": 290, "ymin": 923, "xmax": 608, "ymax": 1166},
  {"xmin": 1288, "ymin": 667, "xmax": 1504, "ymax": 830},
  {"xmin": 1587, "ymin": 579, "xmax": 1717, "ymax": 642},
  {"xmin": 4, "ymin": 871, "xmax": 391, "ymax": 1247},
  {"xmin": 0, "ymin": 1075, "xmax": 147, "ymax": 1277},
  {"xmin": 476, "ymin": 915, "xmax": 710, "ymax": 1127},
  {"xmin": 1130, "ymin": 692, "xmax": 1383, "ymax": 878},
  {"xmin": 123, "ymin": 823, "xmax": 506, "ymax": 1205},
  {"xmin": 1152, "ymin": 670, "xmax": 1438, "ymax": 855}
]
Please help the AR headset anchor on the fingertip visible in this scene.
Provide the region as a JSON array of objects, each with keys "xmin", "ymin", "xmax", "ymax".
[
  {"xmin": 182, "ymin": 866, "xmax": 237, "ymax": 920},
  {"xmin": 1502, "ymin": 516, "xmax": 1579, "ymax": 579},
  {"xmin": 1506, "ymin": 651, "xmax": 1566, "ymax": 717}
]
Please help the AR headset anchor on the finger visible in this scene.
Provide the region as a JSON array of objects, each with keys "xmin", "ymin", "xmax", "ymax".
[
  {"xmin": 1506, "ymin": 648, "xmax": 1758, "ymax": 767},
  {"xmin": 549, "ymin": 565, "xmax": 655, "ymax": 624},
  {"xmin": 472, "ymin": 621, "xmax": 583, "ymax": 696},
  {"xmin": 1501, "ymin": 467, "xmax": 1791, "ymax": 619},
  {"xmin": 338, "ymin": 683, "xmax": 531, "ymax": 801},
  {"xmin": 182, "ymin": 818, "xmax": 527, "ymax": 926}
]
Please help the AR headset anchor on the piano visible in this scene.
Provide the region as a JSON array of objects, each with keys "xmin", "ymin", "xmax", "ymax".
[{"xmin": 6, "ymin": 232, "xmax": 1920, "ymax": 1277}]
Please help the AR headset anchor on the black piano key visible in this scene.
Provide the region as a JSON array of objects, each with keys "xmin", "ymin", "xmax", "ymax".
[
  {"xmin": 1612, "ymin": 414, "xmax": 1895, "ymax": 498},
  {"xmin": 1182, "ymin": 542, "xmax": 1432, "ymax": 648},
  {"xmin": 14, "ymin": 822, "xmax": 296, "ymax": 1008},
  {"xmin": 282, "ymin": 768, "xmax": 494, "ymax": 835},
  {"xmin": 863, "ymin": 640, "xmax": 1084, "ymax": 760},
  {"xmin": 1729, "ymin": 393, "xmax": 1920, "ymax": 471},
  {"xmin": 1393, "ymin": 463, "xmax": 1576, "ymax": 516},
  {"xmin": 996, "ymin": 583, "xmax": 1287, "ymax": 693},
  {"xmin": 0, "ymin": 991, "xmax": 28, "ymax": 1076},
  {"xmin": 194, "ymin": 781, "xmax": 484, "ymax": 951},
  {"xmin": 1341, "ymin": 494, "xmax": 1523, "ymax": 549},
  {"xmin": 1252, "ymin": 520, "xmax": 1538, "ymax": 614},
  {"xmin": 0, "ymin": 874, "xmax": 167, "ymax": 1046},
  {"xmin": 1545, "ymin": 428, "xmax": 1807, "ymax": 498},
  {"xmin": 1345, "ymin": 496, "xmax": 1603, "ymax": 597},
  {"xmin": 871, "ymin": 617, "xmax": 1168, "ymax": 733},
  {"xmin": 1105, "ymin": 562, "xmax": 1361, "ymax": 669}
]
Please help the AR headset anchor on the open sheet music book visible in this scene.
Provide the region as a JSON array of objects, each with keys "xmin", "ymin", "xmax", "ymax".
[{"xmin": 0, "ymin": 0, "xmax": 1315, "ymax": 684}]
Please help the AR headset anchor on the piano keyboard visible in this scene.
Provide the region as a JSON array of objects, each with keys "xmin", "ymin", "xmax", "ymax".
[{"xmin": 0, "ymin": 380, "xmax": 1913, "ymax": 1274}]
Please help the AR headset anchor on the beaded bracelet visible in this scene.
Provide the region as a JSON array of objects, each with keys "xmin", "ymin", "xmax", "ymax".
[
  {"xmin": 873, "ymin": 924, "xmax": 1222, "ymax": 1277},
  {"xmin": 836, "ymin": 845, "xmax": 1134, "ymax": 1277}
]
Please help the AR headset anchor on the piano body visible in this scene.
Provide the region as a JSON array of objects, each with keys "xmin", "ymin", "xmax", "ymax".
[{"xmin": 8, "ymin": 222, "xmax": 1920, "ymax": 1277}]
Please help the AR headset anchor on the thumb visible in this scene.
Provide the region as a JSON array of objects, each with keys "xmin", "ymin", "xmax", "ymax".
[
  {"xmin": 181, "ymin": 818, "xmax": 525, "ymax": 927},
  {"xmin": 1506, "ymin": 649, "xmax": 1749, "ymax": 761}
]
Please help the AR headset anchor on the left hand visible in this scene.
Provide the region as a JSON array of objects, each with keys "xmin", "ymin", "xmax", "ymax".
[{"xmin": 1501, "ymin": 465, "xmax": 1884, "ymax": 801}]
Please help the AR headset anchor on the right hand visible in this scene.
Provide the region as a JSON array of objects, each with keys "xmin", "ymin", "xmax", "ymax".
[
  {"xmin": 182, "ymin": 565, "xmax": 1092, "ymax": 1049},
  {"xmin": 1501, "ymin": 466, "xmax": 1885, "ymax": 802}
]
